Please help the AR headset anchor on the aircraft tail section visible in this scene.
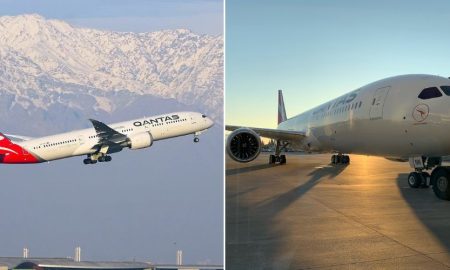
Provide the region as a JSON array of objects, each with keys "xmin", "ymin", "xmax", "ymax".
[
  {"xmin": 0, "ymin": 132, "xmax": 15, "ymax": 162},
  {"xmin": 278, "ymin": 90, "xmax": 287, "ymax": 124},
  {"xmin": 0, "ymin": 132, "xmax": 40, "ymax": 163}
]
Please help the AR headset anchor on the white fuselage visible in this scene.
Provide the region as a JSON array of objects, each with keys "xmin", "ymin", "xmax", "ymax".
[
  {"xmin": 278, "ymin": 74, "xmax": 450, "ymax": 159},
  {"xmin": 16, "ymin": 111, "xmax": 213, "ymax": 162}
]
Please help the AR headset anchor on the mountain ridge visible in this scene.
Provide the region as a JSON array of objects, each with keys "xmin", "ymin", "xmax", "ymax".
[{"xmin": 0, "ymin": 14, "xmax": 223, "ymax": 134}]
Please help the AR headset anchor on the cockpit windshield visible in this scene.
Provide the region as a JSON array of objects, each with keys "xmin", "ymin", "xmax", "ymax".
[
  {"xmin": 202, "ymin": 114, "xmax": 207, "ymax": 118},
  {"xmin": 440, "ymin": 86, "xmax": 450, "ymax": 96},
  {"xmin": 418, "ymin": 87, "xmax": 442, "ymax": 100}
]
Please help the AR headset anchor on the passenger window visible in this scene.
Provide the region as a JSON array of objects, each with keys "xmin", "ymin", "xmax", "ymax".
[
  {"xmin": 440, "ymin": 86, "xmax": 450, "ymax": 96},
  {"xmin": 418, "ymin": 87, "xmax": 442, "ymax": 99}
]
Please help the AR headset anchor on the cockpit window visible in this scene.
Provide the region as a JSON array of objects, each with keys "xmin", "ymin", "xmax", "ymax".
[
  {"xmin": 418, "ymin": 87, "xmax": 442, "ymax": 100},
  {"xmin": 440, "ymin": 86, "xmax": 450, "ymax": 96},
  {"xmin": 202, "ymin": 114, "xmax": 207, "ymax": 118}
]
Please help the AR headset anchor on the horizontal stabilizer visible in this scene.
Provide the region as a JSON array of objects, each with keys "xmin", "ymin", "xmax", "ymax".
[{"xmin": 3, "ymin": 133, "xmax": 34, "ymax": 142}]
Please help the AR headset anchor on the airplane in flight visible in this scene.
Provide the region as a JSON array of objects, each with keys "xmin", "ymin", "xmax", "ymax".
[
  {"xmin": 226, "ymin": 74, "xmax": 450, "ymax": 200},
  {"xmin": 0, "ymin": 111, "xmax": 213, "ymax": 165}
]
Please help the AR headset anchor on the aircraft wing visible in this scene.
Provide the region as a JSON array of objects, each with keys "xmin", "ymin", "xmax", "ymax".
[
  {"xmin": 226, "ymin": 125, "xmax": 306, "ymax": 142},
  {"xmin": 89, "ymin": 119, "xmax": 128, "ymax": 145}
]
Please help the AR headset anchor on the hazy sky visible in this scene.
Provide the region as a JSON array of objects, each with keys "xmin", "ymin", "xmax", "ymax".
[
  {"xmin": 0, "ymin": 0, "xmax": 223, "ymax": 35},
  {"xmin": 226, "ymin": 0, "xmax": 450, "ymax": 128},
  {"xmin": 0, "ymin": 125, "xmax": 223, "ymax": 264}
]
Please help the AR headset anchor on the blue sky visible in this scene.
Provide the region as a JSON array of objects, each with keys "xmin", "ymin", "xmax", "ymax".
[
  {"xmin": 0, "ymin": 126, "xmax": 223, "ymax": 264},
  {"xmin": 226, "ymin": 0, "xmax": 450, "ymax": 127},
  {"xmin": 0, "ymin": 0, "xmax": 223, "ymax": 34}
]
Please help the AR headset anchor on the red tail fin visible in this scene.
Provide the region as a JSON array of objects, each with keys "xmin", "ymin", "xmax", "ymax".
[{"xmin": 278, "ymin": 90, "xmax": 287, "ymax": 124}]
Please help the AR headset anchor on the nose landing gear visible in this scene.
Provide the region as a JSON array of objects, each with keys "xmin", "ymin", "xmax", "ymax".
[
  {"xmin": 431, "ymin": 167, "xmax": 450, "ymax": 200},
  {"xmin": 193, "ymin": 131, "xmax": 202, "ymax": 143},
  {"xmin": 407, "ymin": 171, "xmax": 430, "ymax": 188},
  {"xmin": 406, "ymin": 156, "xmax": 450, "ymax": 200}
]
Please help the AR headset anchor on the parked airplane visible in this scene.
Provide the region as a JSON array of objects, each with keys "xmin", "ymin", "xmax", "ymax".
[
  {"xmin": 0, "ymin": 111, "xmax": 213, "ymax": 165},
  {"xmin": 226, "ymin": 74, "xmax": 450, "ymax": 200}
]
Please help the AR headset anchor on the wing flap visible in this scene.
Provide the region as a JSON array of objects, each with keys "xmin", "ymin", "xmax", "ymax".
[{"xmin": 89, "ymin": 119, "xmax": 128, "ymax": 145}]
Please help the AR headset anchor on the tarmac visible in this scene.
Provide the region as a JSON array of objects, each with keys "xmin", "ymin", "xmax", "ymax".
[{"xmin": 226, "ymin": 153, "xmax": 450, "ymax": 269}]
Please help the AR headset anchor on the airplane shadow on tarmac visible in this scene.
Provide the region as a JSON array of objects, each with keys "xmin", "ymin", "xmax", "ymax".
[
  {"xmin": 226, "ymin": 163, "xmax": 276, "ymax": 176},
  {"xmin": 397, "ymin": 173, "xmax": 450, "ymax": 252},
  {"xmin": 226, "ymin": 163, "xmax": 347, "ymax": 269},
  {"xmin": 257, "ymin": 164, "xmax": 346, "ymax": 209}
]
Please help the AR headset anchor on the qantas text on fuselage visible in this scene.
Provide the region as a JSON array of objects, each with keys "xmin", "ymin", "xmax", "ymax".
[{"xmin": 0, "ymin": 111, "xmax": 213, "ymax": 165}]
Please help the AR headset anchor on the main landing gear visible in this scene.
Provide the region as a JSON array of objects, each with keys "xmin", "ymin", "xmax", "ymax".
[
  {"xmin": 407, "ymin": 156, "xmax": 450, "ymax": 200},
  {"xmin": 331, "ymin": 154, "xmax": 350, "ymax": 165},
  {"xmin": 269, "ymin": 154, "xmax": 286, "ymax": 164},
  {"xmin": 269, "ymin": 140, "xmax": 289, "ymax": 165},
  {"xmin": 83, "ymin": 154, "xmax": 112, "ymax": 164}
]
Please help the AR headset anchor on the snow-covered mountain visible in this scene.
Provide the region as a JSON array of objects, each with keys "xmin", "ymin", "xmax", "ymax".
[{"xmin": 0, "ymin": 14, "xmax": 223, "ymax": 135}]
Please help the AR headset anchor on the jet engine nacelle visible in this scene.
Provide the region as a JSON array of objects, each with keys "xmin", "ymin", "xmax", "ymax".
[
  {"xmin": 226, "ymin": 128, "xmax": 261, "ymax": 163},
  {"xmin": 128, "ymin": 132, "xmax": 153, "ymax": 150}
]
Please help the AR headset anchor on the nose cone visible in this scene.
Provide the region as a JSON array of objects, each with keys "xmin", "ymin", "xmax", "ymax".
[
  {"xmin": 200, "ymin": 113, "xmax": 214, "ymax": 129},
  {"xmin": 205, "ymin": 117, "xmax": 214, "ymax": 128}
]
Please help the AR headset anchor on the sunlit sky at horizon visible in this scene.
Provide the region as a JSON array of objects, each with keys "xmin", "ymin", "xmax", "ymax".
[{"xmin": 226, "ymin": 0, "xmax": 450, "ymax": 128}]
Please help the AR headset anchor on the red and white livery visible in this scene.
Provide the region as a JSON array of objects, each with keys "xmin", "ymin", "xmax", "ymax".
[{"xmin": 0, "ymin": 111, "xmax": 213, "ymax": 164}]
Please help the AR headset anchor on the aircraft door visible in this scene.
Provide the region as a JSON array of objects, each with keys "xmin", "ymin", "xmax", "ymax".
[
  {"xmin": 78, "ymin": 135, "xmax": 85, "ymax": 145},
  {"xmin": 369, "ymin": 86, "xmax": 391, "ymax": 120}
]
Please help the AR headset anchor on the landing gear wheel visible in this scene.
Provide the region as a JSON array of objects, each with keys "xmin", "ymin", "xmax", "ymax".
[
  {"xmin": 269, "ymin": 155, "xmax": 276, "ymax": 164},
  {"xmin": 331, "ymin": 154, "xmax": 350, "ymax": 165},
  {"xmin": 332, "ymin": 154, "xmax": 345, "ymax": 164},
  {"xmin": 83, "ymin": 159, "xmax": 90, "ymax": 165},
  {"xmin": 280, "ymin": 155, "xmax": 286, "ymax": 165},
  {"xmin": 194, "ymin": 137, "xmax": 199, "ymax": 143},
  {"xmin": 342, "ymin": 155, "xmax": 350, "ymax": 164},
  {"xmin": 408, "ymin": 172, "xmax": 422, "ymax": 188},
  {"xmin": 98, "ymin": 156, "xmax": 105, "ymax": 162},
  {"xmin": 421, "ymin": 172, "xmax": 430, "ymax": 188},
  {"xmin": 105, "ymin": 156, "xmax": 112, "ymax": 162},
  {"xmin": 432, "ymin": 168, "xmax": 450, "ymax": 200}
]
